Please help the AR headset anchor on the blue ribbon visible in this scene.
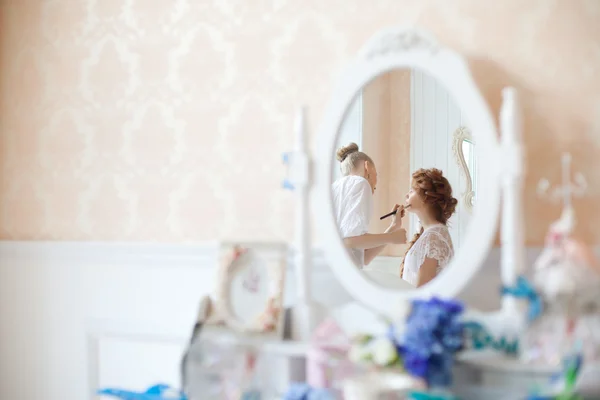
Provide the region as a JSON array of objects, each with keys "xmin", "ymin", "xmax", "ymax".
[
  {"xmin": 462, "ymin": 321, "xmax": 520, "ymax": 355},
  {"xmin": 97, "ymin": 384, "xmax": 186, "ymax": 400},
  {"xmin": 501, "ymin": 275, "xmax": 543, "ymax": 322}
]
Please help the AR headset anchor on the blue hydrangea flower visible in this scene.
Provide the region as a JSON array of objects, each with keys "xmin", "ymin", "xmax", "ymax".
[
  {"xmin": 387, "ymin": 323, "xmax": 404, "ymax": 348},
  {"xmin": 425, "ymin": 354, "xmax": 453, "ymax": 388},
  {"xmin": 397, "ymin": 297, "xmax": 466, "ymax": 388},
  {"xmin": 429, "ymin": 297, "xmax": 464, "ymax": 315},
  {"xmin": 402, "ymin": 351, "xmax": 429, "ymax": 378}
]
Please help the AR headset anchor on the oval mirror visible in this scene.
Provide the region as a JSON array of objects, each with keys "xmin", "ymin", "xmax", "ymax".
[
  {"xmin": 333, "ymin": 68, "xmax": 477, "ymax": 288},
  {"xmin": 316, "ymin": 27, "xmax": 501, "ymax": 317}
]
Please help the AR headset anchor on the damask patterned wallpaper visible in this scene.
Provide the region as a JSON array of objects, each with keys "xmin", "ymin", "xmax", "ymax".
[{"xmin": 0, "ymin": 0, "xmax": 599, "ymax": 244}]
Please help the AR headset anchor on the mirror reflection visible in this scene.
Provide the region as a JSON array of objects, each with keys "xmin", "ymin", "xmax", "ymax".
[{"xmin": 332, "ymin": 68, "xmax": 477, "ymax": 289}]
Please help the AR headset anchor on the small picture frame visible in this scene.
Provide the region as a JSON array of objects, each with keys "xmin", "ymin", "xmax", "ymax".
[{"xmin": 205, "ymin": 242, "xmax": 288, "ymax": 340}]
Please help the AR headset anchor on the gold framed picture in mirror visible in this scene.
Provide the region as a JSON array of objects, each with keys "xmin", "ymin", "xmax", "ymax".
[{"xmin": 452, "ymin": 126, "xmax": 476, "ymax": 212}]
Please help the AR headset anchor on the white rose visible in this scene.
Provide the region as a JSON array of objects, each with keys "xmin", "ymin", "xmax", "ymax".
[
  {"xmin": 348, "ymin": 343, "xmax": 372, "ymax": 364},
  {"xmin": 370, "ymin": 337, "xmax": 398, "ymax": 367}
]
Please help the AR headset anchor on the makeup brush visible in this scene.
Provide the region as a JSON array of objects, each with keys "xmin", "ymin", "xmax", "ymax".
[{"xmin": 380, "ymin": 204, "xmax": 410, "ymax": 220}]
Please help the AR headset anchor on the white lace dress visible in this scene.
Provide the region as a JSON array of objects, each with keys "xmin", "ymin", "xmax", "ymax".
[{"xmin": 401, "ymin": 224, "xmax": 454, "ymax": 286}]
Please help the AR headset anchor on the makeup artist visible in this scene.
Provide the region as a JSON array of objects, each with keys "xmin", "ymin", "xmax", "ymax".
[{"xmin": 332, "ymin": 142, "xmax": 407, "ymax": 268}]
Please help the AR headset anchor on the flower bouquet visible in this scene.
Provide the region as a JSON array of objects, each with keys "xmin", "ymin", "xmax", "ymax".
[
  {"xmin": 397, "ymin": 297, "xmax": 465, "ymax": 391},
  {"xmin": 345, "ymin": 297, "xmax": 465, "ymax": 399},
  {"xmin": 347, "ymin": 334, "xmax": 403, "ymax": 369}
]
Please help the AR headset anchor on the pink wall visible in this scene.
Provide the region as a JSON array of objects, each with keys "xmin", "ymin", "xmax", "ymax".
[{"xmin": 1, "ymin": 1, "xmax": 599, "ymax": 245}]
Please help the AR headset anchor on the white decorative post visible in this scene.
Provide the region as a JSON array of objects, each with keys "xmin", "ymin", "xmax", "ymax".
[
  {"xmin": 499, "ymin": 87, "xmax": 526, "ymax": 318},
  {"xmin": 460, "ymin": 87, "xmax": 528, "ymax": 339},
  {"xmin": 283, "ymin": 107, "xmax": 325, "ymax": 341}
]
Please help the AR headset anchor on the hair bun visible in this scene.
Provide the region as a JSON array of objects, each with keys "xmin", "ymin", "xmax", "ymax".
[
  {"xmin": 336, "ymin": 142, "xmax": 359, "ymax": 162},
  {"xmin": 443, "ymin": 197, "xmax": 458, "ymax": 220}
]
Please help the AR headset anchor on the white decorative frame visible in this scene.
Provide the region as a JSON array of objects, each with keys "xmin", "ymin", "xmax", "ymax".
[
  {"xmin": 452, "ymin": 126, "xmax": 475, "ymax": 211},
  {"xmin": 206, "ymin": 243, "xmax": 287, "ymax": 338},
  {"xmin": 315, "ymin": 26, "xmax": 502, "ymax": 317}
]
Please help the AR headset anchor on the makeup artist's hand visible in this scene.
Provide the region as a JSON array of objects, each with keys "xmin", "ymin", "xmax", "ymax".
[
  {"xmin": 389, "ymin": 204, "xmax": 405, "ymax": 230},
  {"xmin": 388, "ymin": 227, "xmax": 407, "ymax": 244}
]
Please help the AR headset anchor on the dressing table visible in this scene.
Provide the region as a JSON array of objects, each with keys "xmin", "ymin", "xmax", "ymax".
[{"xmin": 181, "ymin": 25, "xmax": 599, "ymax": 400}]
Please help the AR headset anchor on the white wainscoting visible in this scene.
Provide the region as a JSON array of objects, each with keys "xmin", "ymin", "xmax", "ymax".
[{"xmin": 0, "ymin": 241, "xmax": 544, "ymax": 400}]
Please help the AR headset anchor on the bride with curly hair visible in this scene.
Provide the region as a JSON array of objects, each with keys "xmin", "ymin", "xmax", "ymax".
[{"xmin": 400, "ymin": 168, "xmax": 458, "ymax": 287}]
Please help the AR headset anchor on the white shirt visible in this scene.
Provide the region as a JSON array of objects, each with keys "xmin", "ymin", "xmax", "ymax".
[
  {"xmin": 402, "ymin": 224, "xmax": 454, "ymax": 285},
  {"xmin": 331, "ymin": 175, "xmax": 373, "ymax": 268}
]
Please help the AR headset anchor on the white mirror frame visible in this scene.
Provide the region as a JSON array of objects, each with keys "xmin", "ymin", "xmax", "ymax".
[
  {"xmin": 452, "ymin": 126, "xmax": 475, "ymax": 211},
  {"xmin": 315, "ymin": 26, "xmax": 501, "ymax": 317}
]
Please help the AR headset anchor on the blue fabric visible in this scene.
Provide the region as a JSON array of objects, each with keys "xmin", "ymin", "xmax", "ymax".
[
  {"xmin": 97, "ymin": 384, "xmax": 186, "ymax": 400},
  {"xmin": 501, "ymin": 275, "xmax": 542, "ymax": 322},
  {"xmin": 462, "ymin": 321, "xmax": 519, "ymax": 355}
]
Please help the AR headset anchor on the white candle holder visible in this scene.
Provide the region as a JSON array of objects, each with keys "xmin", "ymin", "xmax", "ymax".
[{"xmin": 537, "ymin": 153, "xmax": 587, "ymax": 236}]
